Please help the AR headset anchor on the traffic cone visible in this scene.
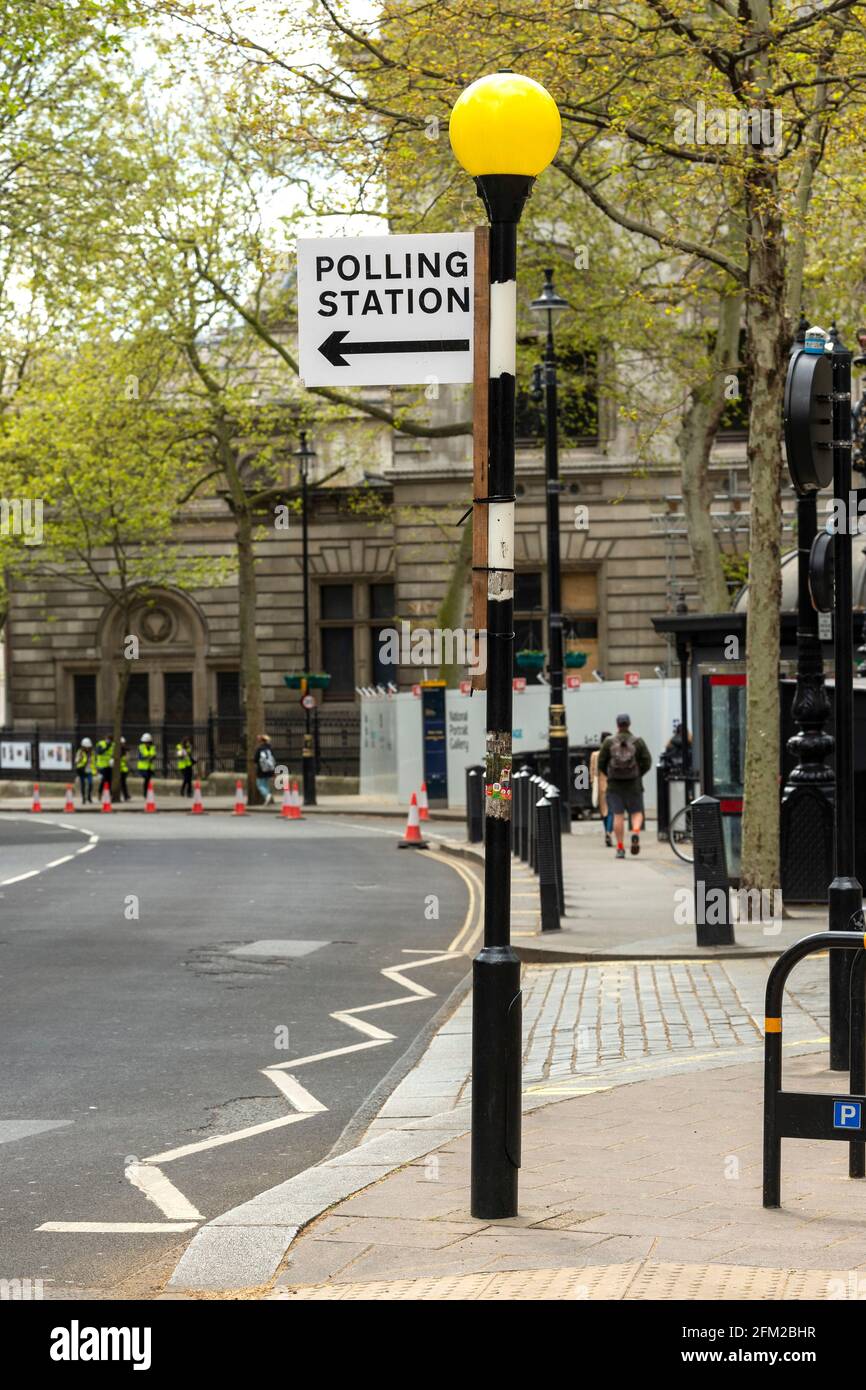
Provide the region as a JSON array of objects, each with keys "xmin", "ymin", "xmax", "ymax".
[
  {"xmin": 144, "ymin": 780, "xmax": 157, "ymax": 813},
  {"xmin": 289, "ymin": 780, "xmax": 303, "ymax": 820},
  {"xmin": 31, "ymin": 783, "xmax": 42, "ymax": 813},
  {"xmin": 190, "ymin": 779, "xmax": 205, "ymax": 814},
  {"xmin": 101, "ymin": 783, "xmax": 112, "ymax": 813},
  {"xmin": 418, "ymin": 782, "xmax": 430, "ymax": 821},
  {"xmin": 398, "ymin": 792, "xmax": 428, "ymax": 849},
  {"xmin": 233, "ymin": 780, "xmax": 247, "ymax": 815},
  {"xmin": 64, "ymin": 784, "xmax": 75, "ymax": 813},
  {"xmin": 280, "ymin": 784, "xmax": 292, "ymax": 818}
]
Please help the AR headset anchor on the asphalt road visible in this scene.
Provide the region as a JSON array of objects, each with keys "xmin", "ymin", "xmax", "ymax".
[{"xmin": 0, "ymin": 811, "xmax": 476, "ymax": 1297}]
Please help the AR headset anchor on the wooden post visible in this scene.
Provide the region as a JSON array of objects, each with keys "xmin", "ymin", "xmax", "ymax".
[{"xmin": 472, "ymin": 224, "xmax": 490, "ymax": 691}]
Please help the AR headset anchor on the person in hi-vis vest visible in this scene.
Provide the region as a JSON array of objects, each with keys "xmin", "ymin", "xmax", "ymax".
[
  {"xmin": 176, "ymin": 738, "xmax": 195, "ymax": 797},
  {"xmin": 95, "ymin": 737, "xmax": 114, "ymax": 797},
  {"xmin": 74, "ymin": 738, "xmax": 96, "ymax": 804},
  {"xmin": 136, "ymin": 733, "xmax": 156, "ymax": 798}
]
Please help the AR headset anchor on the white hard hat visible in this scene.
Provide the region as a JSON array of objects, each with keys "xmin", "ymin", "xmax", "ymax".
[
  {"xmin": 81, "ymin": 737, "xmax": 92, "ymax": 748},
  {"xmin": 142, "ymin": 733, "xmax": 152, "ymax": 742}
]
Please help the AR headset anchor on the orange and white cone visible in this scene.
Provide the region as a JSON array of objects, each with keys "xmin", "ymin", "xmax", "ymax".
[
  {"xmin": 280, "ymin": 783, "xmax": 292, "ymax": 818},
  {"xmin": 398, "ymin": 792, "xmax": 428, "ymax": 849},
  {"xmin": 144, "ymin": 780, "xmax": 157, "ymax": 813},
  {"xmin": 31, "ymin": 783, "xmax": 42, "ymax": 813},
  {"xmin": 101, "ymin": 782, "xmax": 112, "ymax": 813},
  {"xmin": 233, "ymin": 780, "xmax": 247, "ymax": 815},
  {"xmin": 289, "ymin": 780, "xmax": 303, "ymax": 820},
  {"xmin": 64, "ymin": 784, "xmax": 75, "ymax": 813},
  {"xmin": 190, "ymin": 779, "xmax": 205, "ymax": 814},
  {"xmin": 418, "ymin": 782, "xmax": 430, "ymax": 821}
]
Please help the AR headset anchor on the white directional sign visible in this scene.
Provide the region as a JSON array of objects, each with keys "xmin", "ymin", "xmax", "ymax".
[{"xmin": 297, "ymin": 233, "xmax": 474, "ymax": 387}]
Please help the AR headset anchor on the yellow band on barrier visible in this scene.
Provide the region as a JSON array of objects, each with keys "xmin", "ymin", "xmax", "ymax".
[{"xmin": 765, "ymin": 1017, "xmax": 782, "ymax": 1034}]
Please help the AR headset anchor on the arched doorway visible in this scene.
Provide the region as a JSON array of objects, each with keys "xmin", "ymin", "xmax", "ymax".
[{"xmin": 94, "ymin": 588, "xmax": 210, "ymax": 731}]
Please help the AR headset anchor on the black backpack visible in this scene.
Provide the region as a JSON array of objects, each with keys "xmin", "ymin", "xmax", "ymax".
[{"xmin": 608, "ymin": 732, "xmax": 639, "ymax": 780}]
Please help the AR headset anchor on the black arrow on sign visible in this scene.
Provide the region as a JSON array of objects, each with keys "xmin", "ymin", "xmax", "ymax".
[{"xmin": 319, "ymin": 329, "xmax": 470, "ymax": 368}]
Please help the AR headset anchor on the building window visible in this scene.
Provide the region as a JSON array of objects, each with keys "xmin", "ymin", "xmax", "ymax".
[
  {"xmin": 73, "ymin": 673, "xmax": 97, "ymax": 725},
  {"xmin": 123, "ymin": 672, "xmax": 150, "ymax": 726},
  {"xmin": 514, "ymin": 571, "xmax": 544, "ymax": 656},
  {"xmin": 562, "ymin": 570, "xmax": 600, "ymax": 675},
  {"xmin": 216, "ymin": 671, "xmax": 241, "ymax": 718},
  {"xmin": 321, "ymin": 583, "xmax": 354, "ymax": 620},
  {"xmin": 369, "ymin": 582, "xmax": 397, "ymax": 687},
  {"xmin": 318, "ymin": 579, "xmax": 397, "ymax": 698}
]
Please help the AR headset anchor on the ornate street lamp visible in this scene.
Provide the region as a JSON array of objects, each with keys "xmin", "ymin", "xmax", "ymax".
[
  {"xmin": 530, "ymin": 268, "xmax": 570, "ymax": 831},
  {"xmin": 450, "ymin": 70, "xmax": 561, "ymax": 1219}
]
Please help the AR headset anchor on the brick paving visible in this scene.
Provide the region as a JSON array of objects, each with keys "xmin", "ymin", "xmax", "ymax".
[{"xmin": 366, "ymin": 954, "xmax": 828, "ymax": 1135}]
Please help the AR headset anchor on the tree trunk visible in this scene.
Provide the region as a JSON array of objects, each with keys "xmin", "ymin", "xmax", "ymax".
[
  {"xmin": 208, "ymin": 405, "xmax": 267, "ymax": 805},
  {"xmin": 235, "ymin": 502, "xmax": 266, "ymax": 804},
  {"xmin": 436, "ymin": 520, "xmax": 473, "ymax": 685},
  {"xmin": 740, "ymin": 142, "xmax": 789, "ymax": 896},
  {"xmin": 110, "ymin": 600, "xmax": 132, "ymax": 800},
  {"xmin": 678, "ymin": 291, "xmax": 742, "ymax": 613}
]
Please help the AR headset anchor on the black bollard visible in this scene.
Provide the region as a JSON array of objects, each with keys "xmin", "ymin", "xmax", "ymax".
[
  {"xmin": 656, "ymin": 765, "xmax": 670, "ymax": 841},
  {"xmin": 527, "ymin": 776, "xmax": 537, "ymax": 870},
  {"xmin": 512, "ymin": 767, "xmax": 526, "ymax": 859},
  {"xmin": 466, "ymin": 764, "xmax": 484, "ymax": 844},
  {"xmin": 547, "ymin": 783, "xmax": 565, "ymax": 915},
  {"xmin": 536, "ymin": 797, "xmax": 560, "ymax": 931},
  {"xmin": 691, "ymin": 795, "xmax": 735, "ymax": 947}
]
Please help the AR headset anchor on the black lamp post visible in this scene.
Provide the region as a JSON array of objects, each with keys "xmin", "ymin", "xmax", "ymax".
[
  {"xmin": 828, "ymin": 324, "xmax": 861, "ymax": 1069},
  {"xmin": 450, "ymin": 71, "xmax": 561, "ymax": 1221},
  {"xmin": 780, "ymin": 311, "xmax": 834, "ymax": 905},
  {"xmin": 530, "ymin": 268, "xmax": 571, "ymax": 832},
  {"xmin": 294, "ymin": 430, "xmax": 318, "ymax": 807}
]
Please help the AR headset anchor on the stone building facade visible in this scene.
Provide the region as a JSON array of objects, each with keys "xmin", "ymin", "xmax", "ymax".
[{"xmin": 4, "ymin": 379, "xmax": 796, "ymax": 736}]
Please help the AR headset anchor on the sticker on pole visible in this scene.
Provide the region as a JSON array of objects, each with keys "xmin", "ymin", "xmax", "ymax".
[{"xmin": 297, "ymin": 234, "xmax": 474, "ymax": 387}]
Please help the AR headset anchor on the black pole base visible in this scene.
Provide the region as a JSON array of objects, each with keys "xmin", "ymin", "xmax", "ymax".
[
  {"xmin": 471, "ymin": 945, "xmax": 521, "ymax": 1219},
  {"xmin": 302, "ymin": 757, "xmax": 317, "ymax": 807},
  {"xmin": 829, "ymin": 875, "xmax": 863, "ymax": 1071},
  {"xmin": 549, "ymin": 740, "xmax": 571, "ymax": 834}
]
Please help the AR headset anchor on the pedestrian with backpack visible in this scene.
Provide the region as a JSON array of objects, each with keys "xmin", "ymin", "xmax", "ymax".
[
  {"xmin": 597, "ymin": 714, "xmax": 652, "ymax": 860},
  {"xmin": 253, "ymin": 733, "xmax": 276, "ymax": 805}
]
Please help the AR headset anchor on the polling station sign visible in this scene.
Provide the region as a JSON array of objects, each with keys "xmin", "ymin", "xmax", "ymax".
[{"xmin": 297, "ymin": 233, "xmax": 474, "ymax": 387}]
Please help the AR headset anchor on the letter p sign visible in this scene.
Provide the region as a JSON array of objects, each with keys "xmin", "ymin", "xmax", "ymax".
[{"xmin": 834, "ymin": 1100, "xmax": 862, "ymax": 1129}]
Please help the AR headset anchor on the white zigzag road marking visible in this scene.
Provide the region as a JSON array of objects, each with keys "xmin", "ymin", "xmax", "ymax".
[
  {"xmin": 124, "ymin": 1163, "xmax": 204, "ymax": 1220},
  {"xmin": 269, "ymin": 952, "xmax": 460, "ymax": 1071},
  {"xmin": 36, "ymin": 949, "xmax": 460, "ymax": 1230}
]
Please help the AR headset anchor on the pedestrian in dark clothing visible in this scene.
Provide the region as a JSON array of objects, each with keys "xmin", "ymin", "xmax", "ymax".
[
  {"xmin": 176, "ymin": 738, "xmax": 195, "ymax": 797},
  {"xmin": 597, "ymin": 713, "xmax": 652, "ymax": 860},
  {"xmin": 253, "ymin": 734, "xmax": 276, "ymax": 805},
  {"xmin": 118, "ymin": 738, "xmax": 132, "ymax": 802}
]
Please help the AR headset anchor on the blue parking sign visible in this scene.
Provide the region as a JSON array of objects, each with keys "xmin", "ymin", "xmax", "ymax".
[{"xmin": 834, "ymin": 1100, "xmax": 862, "ymax": 1129}]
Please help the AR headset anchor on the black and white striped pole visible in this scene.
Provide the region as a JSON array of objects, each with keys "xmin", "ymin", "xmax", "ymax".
[{"xmin": 450, "ymin": 72, "xmax": 561, "ymax": 1220}]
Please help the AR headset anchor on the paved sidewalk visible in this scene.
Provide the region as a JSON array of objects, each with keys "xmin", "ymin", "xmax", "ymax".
[
  {"xmin": 433, "ymin": 819, "xmax": 826, "ymax": 960},
  {"xmin": 271, "ymin": 1042, "xmax": 866, "ymax": 1300},
  {"xmin": 166, "ymin": 951, "xmax": 846, "ymax": 1295}
]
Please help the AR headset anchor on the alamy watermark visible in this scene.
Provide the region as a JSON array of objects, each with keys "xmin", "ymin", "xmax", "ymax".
[
  {"xmin": 674, "ymin": 883, "xmax": 782, "ymax": 935},
  {"xmin": 378, "ymin": 622, "xmax": 486, "ymax": 674},
  {"xmin": 0, "ymin": 497, "xmax": 43, "ymax": 545},
  {"xmin": 674, "ymin": 101, "xmax": 782, "ymax": 156}
]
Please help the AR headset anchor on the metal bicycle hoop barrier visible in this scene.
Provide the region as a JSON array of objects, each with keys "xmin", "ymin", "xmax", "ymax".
[{"xmin": 763, "ymin": 929, "xmax": 866, "ymax": 1207}]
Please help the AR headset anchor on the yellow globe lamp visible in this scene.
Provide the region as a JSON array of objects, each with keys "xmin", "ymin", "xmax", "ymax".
[{"xmin": 449, "ymin": 72, "xmax": 561, "ymax": 178}]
